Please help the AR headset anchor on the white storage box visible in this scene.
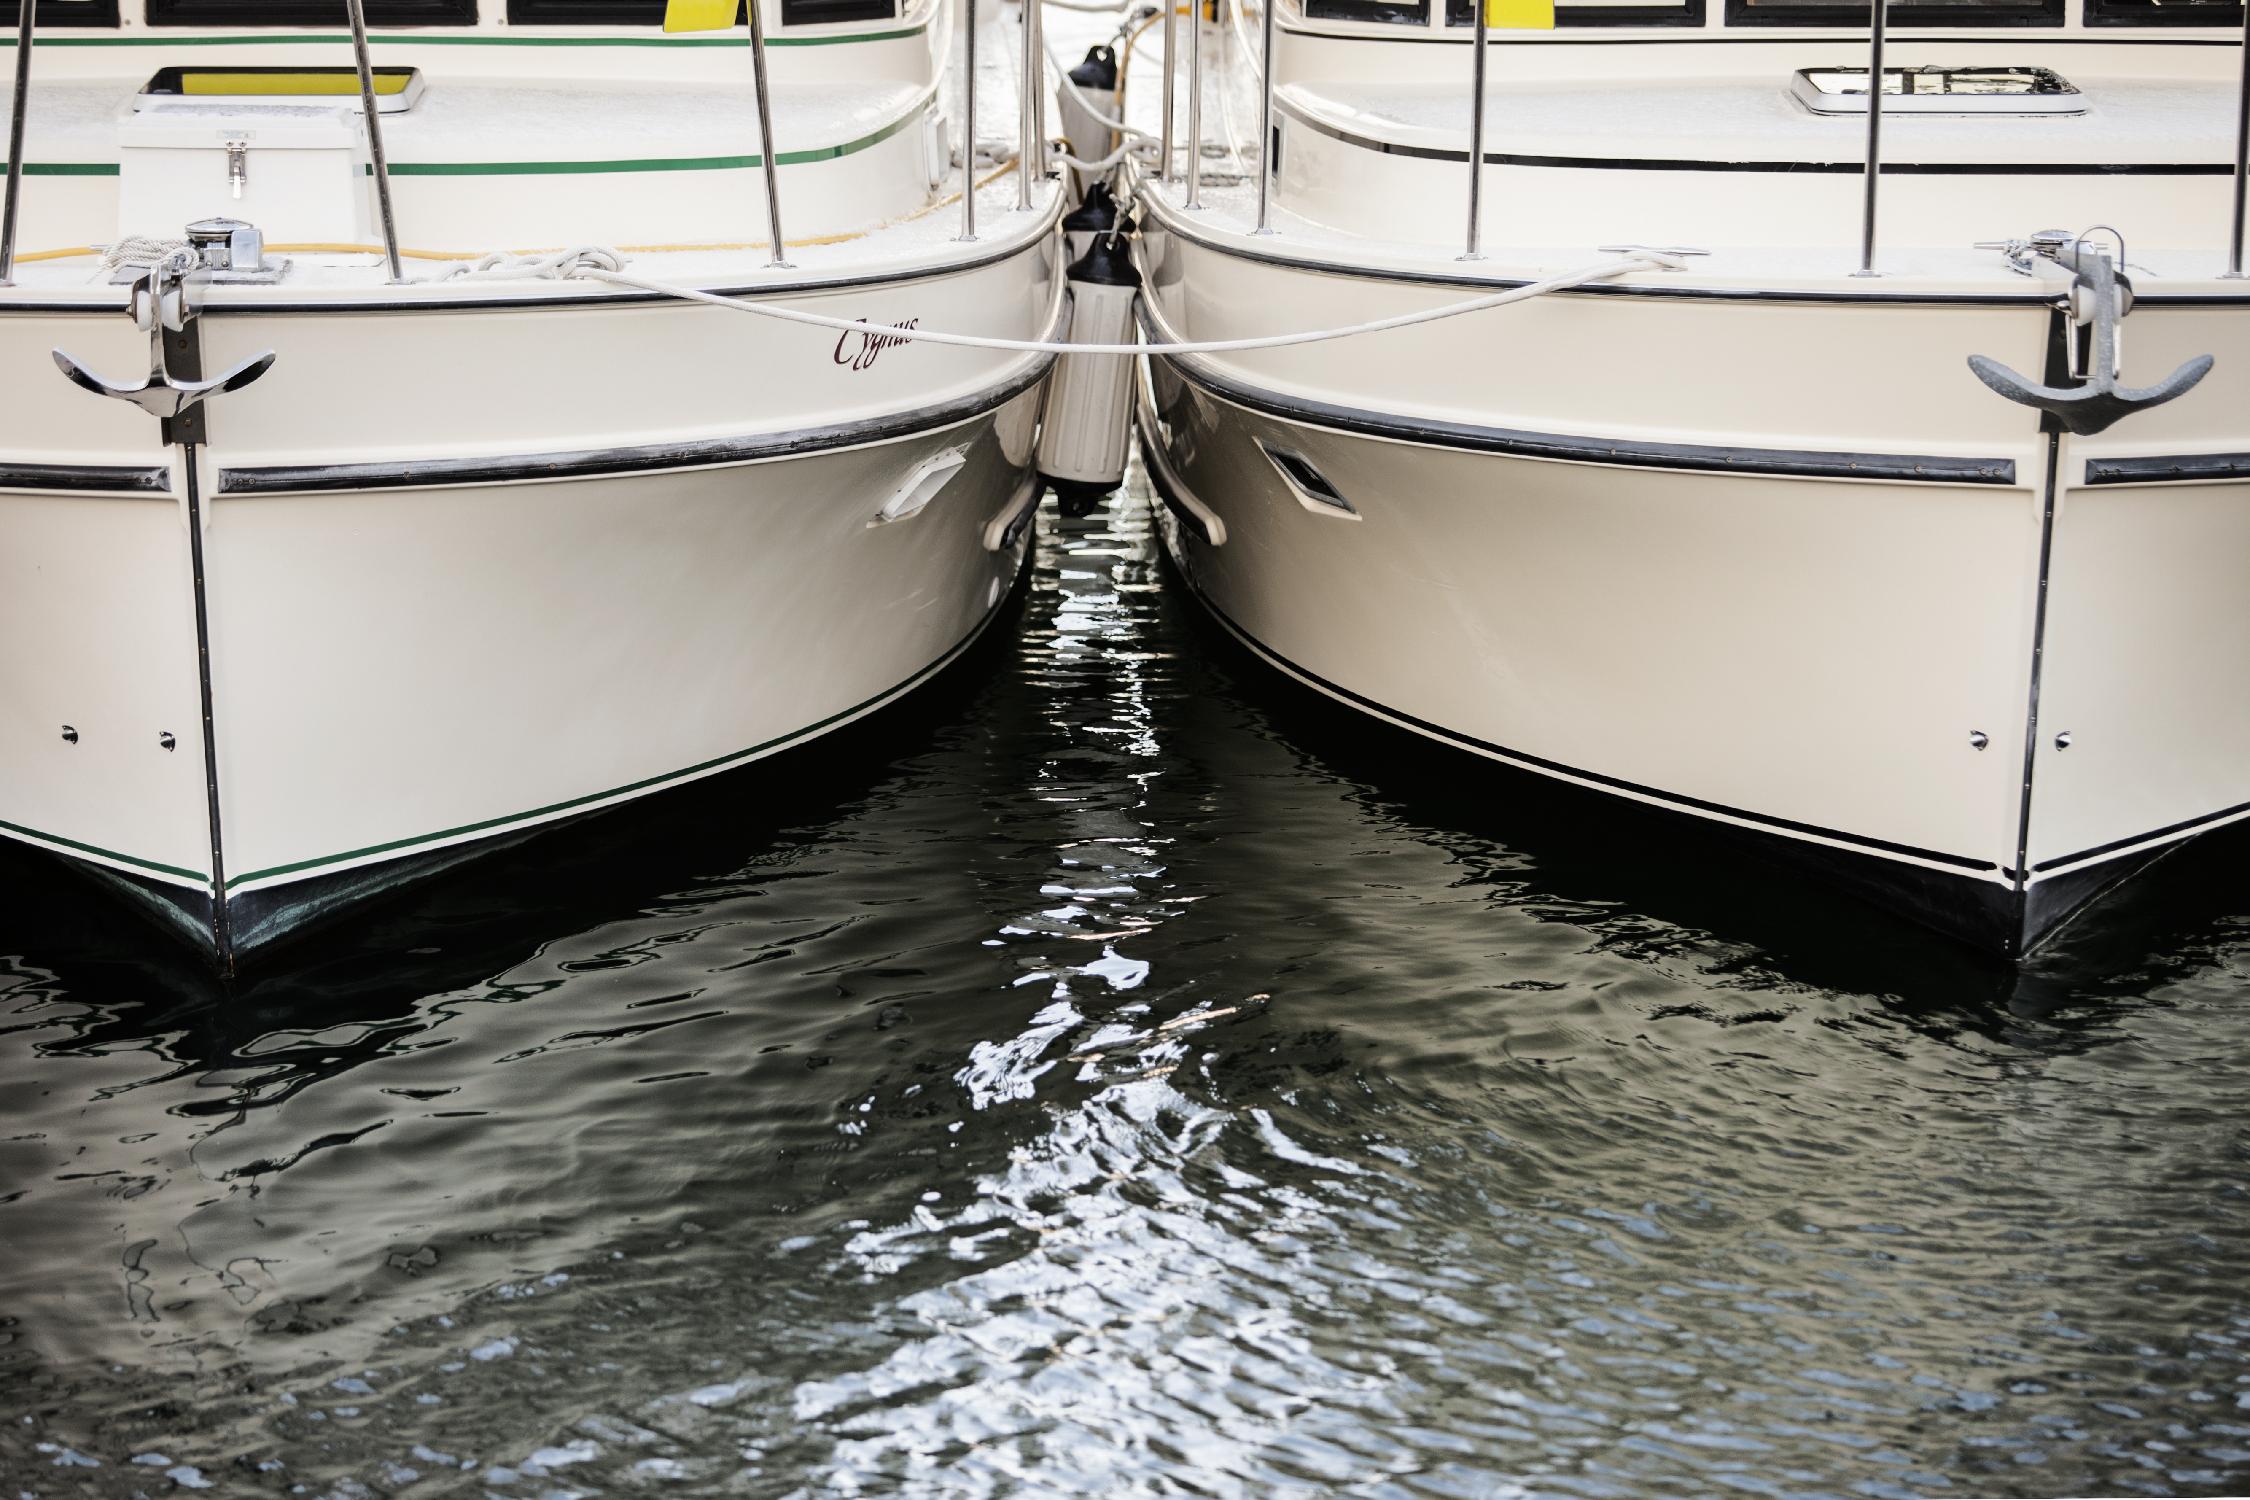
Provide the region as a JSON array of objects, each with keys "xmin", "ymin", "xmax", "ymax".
[{"xmin": 117, "ymin": 102, "xmax": 375, "ymax": 243}]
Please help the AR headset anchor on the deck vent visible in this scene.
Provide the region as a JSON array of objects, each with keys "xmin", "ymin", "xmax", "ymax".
[{"xmin": 1259, "ymin": 442, "xmax": 1360, "ymax": 519}]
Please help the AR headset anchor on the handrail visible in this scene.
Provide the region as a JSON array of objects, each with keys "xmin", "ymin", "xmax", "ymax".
[
  {"xmin": 0, "ymin": 0, "xmax": 33, "ymax": 286},
  {"xmin": 960, "ymin": 0, "xmax": 979, "ymax": 239},
  {"xmin": 1854, "ymin": 0, "xmax": 1887, "ymax": 276},
  {"xmin": 343, "ymin": 0, "xmax": 404, "ymax": 283},
  {"xmin": 1160, "ymin": 0, "xmax": 1177, "ymax": 183},
  {"xmin": 2230, "ymin": 0, "xmax": 2248, "ymax": 277},
  {"xmin": 745, "ymin": 0, "xmax": 790, "ymax": 266},
  {"xmin": 1463, "ymin": 0, "xmax": 1488, "ymax": 259},
  {"xmin": 1016, "ymin": 0, "xmax": 1034, "ymax": 206},
  {"xmin": 1184, "ymin": 0, "xmax": 1204, "ymax": 206},
  {"xmin": 1253, "ymin": 0, "xmax": 1276, "ymax": 231}
]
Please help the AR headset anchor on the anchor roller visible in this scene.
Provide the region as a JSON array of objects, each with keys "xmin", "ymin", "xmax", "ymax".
[
  {"xmin": 1967, "ymin": 229, "xmax": 2213, "ymax": 436},
  {"xmin": 1036, "ymin": 230, "xmax": 1140, "ymax": 517},
  {"xmin": 1057, "ymin": 45, "xmax": 1119, "ymax": 199}
]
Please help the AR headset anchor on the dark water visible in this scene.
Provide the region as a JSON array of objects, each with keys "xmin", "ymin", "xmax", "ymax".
[{"xmin": 5, "ymin": 477, "xmax": 2250, "ymax": 1500}]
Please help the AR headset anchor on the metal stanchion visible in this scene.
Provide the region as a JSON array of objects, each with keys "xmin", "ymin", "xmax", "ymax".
[
  {"xmin": 960, "ymin": 0, "xmax": 978, "ymax": 239},
  {"xmin": 1160, "ymin": 0, "xmax": 1177, "ymax": 184},
  {"xmin": 1253, "ymin": 0, "xmax": 1276, "ymax": 232},
  {"xmin": 344, "ymin": 0, "xmax": 404, "ymax": 283},
  {"xmin": 1030, "ymin": 0, "xmax": 1046, "ymax": 177},
  {"xmin": 0, "ymin": 0, "xmax": 35, "ymax": 287},
  {"xmin": 2228, "ymin": 0, "xmax": 2247, "ymax": 277},
  {"xmin": 745, "ymin": 0, "xmax": 791, "ymax": 266},
  {"xmin": 1853, "ymin": 0, "xmax": 1887, "ymax": 277},
  {"xmin": 1463, "ymin": 0, "xmax": 1489, "ymax": 259},
  {"xmin": 1016, "ymin": 0, "xmax": 1033, "ymax": 206},
  {"xmin": 1184, "ymin": 0, "xmax": 1203, "ymax": 207}
]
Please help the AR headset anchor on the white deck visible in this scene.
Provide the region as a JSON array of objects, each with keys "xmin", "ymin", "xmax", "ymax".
[{"xmin": 1286, "ymin": 76, "xmax": 2240, "ymax": 167}]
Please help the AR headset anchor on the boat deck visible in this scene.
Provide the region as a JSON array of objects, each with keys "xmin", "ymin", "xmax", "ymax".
[{"xmin": 1283, "ymin": 76, "xmax": 2240, "ymax": 168}]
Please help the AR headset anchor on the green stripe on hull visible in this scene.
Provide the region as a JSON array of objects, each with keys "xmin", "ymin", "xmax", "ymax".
[{"xmin": 0, "ymin": 815, "xmax": 209, "ymax": 885}]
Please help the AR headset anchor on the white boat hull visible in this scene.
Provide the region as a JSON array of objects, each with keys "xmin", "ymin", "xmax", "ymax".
[
  {"xmin": 1135, "ymin": 210, "xmax": 2250, "ymax": 956},
  {"xmin": 1, "ymin": 228, "xmax": 1060, "ymax": 965}
]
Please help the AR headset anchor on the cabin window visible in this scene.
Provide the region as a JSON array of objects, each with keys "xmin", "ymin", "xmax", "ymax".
[
  {"xmin": 506, "ymin": 0, "xmax": 894, "ymax": 20},
  {"xmin": 1306, "ymin": 0, "xmax": 1430, "ymax": 23},
  {"xmin": 147, "ymin": 0, "xmax": 474, "ymax": 24},
  {"xmin": 1727, "ymin": 0, "xmax": 2059, "ymax": 22},
  {"xmin": 1444, "ymin": 0, "xmax": 1703, "ymax": 25},
  {"xmin": 2086, "ymin": 0, "xmax": 2241, "ymax": 24},
  {"xmin": 27, "ymin": 0, "xmax": 122, "ymax": 26}
]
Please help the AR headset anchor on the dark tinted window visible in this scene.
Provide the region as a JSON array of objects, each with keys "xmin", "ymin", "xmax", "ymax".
[
  {"xmin": 2087, "ymin": 0, "xmax": 2241, "ymax": 23},
  {"xmin": 25, "ymin": 0, "xmax": 122, "ymax": 26},
  {"xmin": 505, "ymin": 0, "xmax": 894, "ymax": 20},
  {"xmin": 1306, "ymin": 0, "xmax": 1429, "ymax": 22},
  {"xmin": 1728, "ymin": 0, "xmax": 2059, "ymax": 23},
  {"xmin": 1447, "ymin": 0, "xmax": 1702, "ymax": 24},
  {"xmin": 148, "ymin": 0, "xmax": 473, "ymax": 23}
]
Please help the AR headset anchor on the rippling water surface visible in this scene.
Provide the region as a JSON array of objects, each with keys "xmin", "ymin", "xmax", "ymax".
[{"xmin": 5, "ymin": 476, "xmax": 2250, "ymax": 1499}]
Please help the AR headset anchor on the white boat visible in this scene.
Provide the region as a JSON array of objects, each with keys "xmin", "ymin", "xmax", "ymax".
[
  {"xmin": 0, "ymin": 0, "xmax": 1067, "ymax": 966},
  {"xmin": 1129, "ymin": 0, "xmax": 2250, "ymax": 956}
]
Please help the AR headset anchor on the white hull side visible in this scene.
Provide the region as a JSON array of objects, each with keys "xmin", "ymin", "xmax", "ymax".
[
  {"xmin": 1, "ymin": 223, "xmax": 1060, "ymax": 962},
  {"xmin": 1136, "ymin": 214, "xmax": 2250, "ymax": 953}
]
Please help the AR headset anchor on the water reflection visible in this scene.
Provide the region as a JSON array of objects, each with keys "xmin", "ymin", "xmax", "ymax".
[{"xmin": 2, "ymin": 480, "xmax": 2248, "ymax": 1497}]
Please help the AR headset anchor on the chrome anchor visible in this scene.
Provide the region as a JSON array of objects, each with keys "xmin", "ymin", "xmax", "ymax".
[
  {"xmin": 1967, "ymin": 228, "xmax": 2212, "ymax": 437},
  {"xmin": 52, "ymin": 244, "xmax": 274, "ymax": 422}
]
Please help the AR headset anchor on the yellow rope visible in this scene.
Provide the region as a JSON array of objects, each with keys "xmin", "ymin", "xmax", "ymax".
[{"xmin": 8, "ymin": 157, "xmax": 1025, "ymax": 267}]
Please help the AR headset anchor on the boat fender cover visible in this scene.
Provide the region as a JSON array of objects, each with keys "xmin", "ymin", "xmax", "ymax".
[
  {"xmin": 1037, "ymin": 233, "xmax": 1144, "ymax": 505},
  {"xmin": 1057, "ymin": 45, "xmax": 1122, "ymax": 199}
]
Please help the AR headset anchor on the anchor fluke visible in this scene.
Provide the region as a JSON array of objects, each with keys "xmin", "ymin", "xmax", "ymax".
[
  {"xmin": 51, "ymin": 345, "xmax": 274, "ymax": 422},
  {"xmin": 1966, "ymin": 349, "xmax": 2213, "ymax": 437}
]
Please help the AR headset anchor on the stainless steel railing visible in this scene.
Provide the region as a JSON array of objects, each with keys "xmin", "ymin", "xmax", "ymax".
[
  {"xmin": 1463, "ymin": 0, "xmax": 1488, "ymax": 259},
  {"xmin": 2231, "ymin": 0, "xmax": 2248, "ymax": 277},
  {"xmin": 343, "ymin": 0, "xmax": 405, "ymax": 282},
  {"xmin": 0, "ymin": 0, "xmax": 37, "ymax": 287},
  {"xmin": 1854, "ymin": 0, "xmax": 1888, "ymax": 276},
  {"xmin": 745, "ymin": 0, "xmax": 792, "ymax": 264}
]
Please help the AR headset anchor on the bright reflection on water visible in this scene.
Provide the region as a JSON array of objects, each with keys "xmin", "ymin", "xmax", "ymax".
[{"xmin": 4, "ymin": 475, "xmax": 2250, "ymax": 1499}]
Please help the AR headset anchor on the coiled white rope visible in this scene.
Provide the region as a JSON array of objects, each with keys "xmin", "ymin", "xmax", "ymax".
[
  {"xmin": 566, "ymin": 251, "xmax": 1678, "ymax": 357},
  {"xmin": 440, "ymin": 246, "xmax": 626, "ymax": 281},
  {"xmin": 101, "ymin": 236, "xmax": 196, "ymax": 274}
]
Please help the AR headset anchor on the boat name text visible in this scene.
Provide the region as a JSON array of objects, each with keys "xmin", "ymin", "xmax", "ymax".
[{"xmin": 835, "ymin": 318, "xmax": 919, "ymax": 372}]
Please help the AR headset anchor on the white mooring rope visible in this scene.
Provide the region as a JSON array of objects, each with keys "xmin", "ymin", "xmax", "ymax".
[{"xmin": 565, "ymin": 252, "xmax": 1678, "ymax": 358}]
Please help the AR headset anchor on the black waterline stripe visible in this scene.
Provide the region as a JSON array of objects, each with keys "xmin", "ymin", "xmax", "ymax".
[
  {"xmin": 2084, "ymin": 451, "xmax": 2250, "ymax": 485},
  {"xmin": 0, "ymin": 461, "xmax": 172, "ymax": 494},
  {"xmin": 1142, "ymin": 312, "xmax": 2015, "ymax": 484},
  {"xmin": 1275, "ymin": 98, "xmax": 2233, "ymax": 175},
  {"xmin": 1134, "ymin": 419, "xmax": 2002, "ymax": 875},
  {"xmin": 2033, "ymin": 799, "xmax": 2250, "ymax": 874},
  {"xmin": 219, "ymin": 348, "xmax": 1055, "ymax": 495}
]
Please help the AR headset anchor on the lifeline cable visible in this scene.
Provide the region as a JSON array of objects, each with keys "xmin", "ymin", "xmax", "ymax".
[{"xmin": 568, "ymin": 250, "xmax": 1680, "ymax": 357}]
